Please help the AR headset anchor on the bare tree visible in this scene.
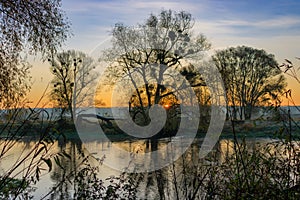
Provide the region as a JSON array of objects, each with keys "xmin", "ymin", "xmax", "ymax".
[
  {"xmin": 100, "ymin": 10, "xmax": 210, "ymax": 125},
  {"xmin": 212, "ymin": 46, "xmax": 287, "ymax": 120},
  {"xmin": 49, "ymin": 50, "xmax": 98, "ymax": 121}
]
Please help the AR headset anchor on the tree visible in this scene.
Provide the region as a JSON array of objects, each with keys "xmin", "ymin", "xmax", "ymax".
[
  {"xmin": 0, "ymin": 1, "xmax": 70, "ymax": 197},
  {"xmin": 49, "ymin": 50, "xmax": 97, "ymax": 121},
  {"xmin": 100, "ymin": 10, "xmax": 211, "ymax": 128},
  {"xmin": 212, "ymin": 46, "xmax": 286, "ymax": 120},
  {"xmin": 0, "ymin": 0, "xmax": 70, "ymax": 108},
  {"xmin": 0, "ymin": 58, "xmax": 32, "ymax": 108}
]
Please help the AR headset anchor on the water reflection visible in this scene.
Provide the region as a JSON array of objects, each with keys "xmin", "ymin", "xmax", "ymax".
[{"xmin": 0, "ymin": 137, "xmax": 285, "ymax": 199}]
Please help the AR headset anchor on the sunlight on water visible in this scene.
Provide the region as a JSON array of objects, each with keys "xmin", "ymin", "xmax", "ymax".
[{"xmin": 0, "ymin": 137, "xmax": 292, "ymax": 199}]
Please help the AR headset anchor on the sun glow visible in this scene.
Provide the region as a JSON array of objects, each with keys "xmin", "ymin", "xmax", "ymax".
[{"xmin": 163, "ymin": 104, "xmax": 170, "ymax": 109}]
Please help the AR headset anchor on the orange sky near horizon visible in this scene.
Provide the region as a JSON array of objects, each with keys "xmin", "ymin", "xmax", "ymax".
[
  {"xmin": 27, "ymin": 58, "xmax": 300, "ymax": 108},
  {"xmin": 24, "ymin": 0, "xmax": 300, "ymax": 108}
]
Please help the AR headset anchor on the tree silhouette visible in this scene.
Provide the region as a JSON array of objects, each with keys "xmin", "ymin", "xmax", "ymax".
[
  {"xmin": 100, "ymin": 9, "xmax": 210, "ymax": 126},
  {"xmin": 212, "ymin": 46, "xmax": 287, "ymax": 120},
  {"xmin": 0, "ymin": 0, "xmax": 70, "ymax": 108},
  {"xmin": 49, "ymin": 50, "xmax": 97, "ymax": 121}
]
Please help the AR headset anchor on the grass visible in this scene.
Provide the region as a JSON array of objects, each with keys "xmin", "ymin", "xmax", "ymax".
[
  {"xmin": 1, "ymin": 117, "xmax": 296, "ymax": 142},
  {"xmin": 2, "ymin": 115, "xmax": 300, "ymax": 199}
]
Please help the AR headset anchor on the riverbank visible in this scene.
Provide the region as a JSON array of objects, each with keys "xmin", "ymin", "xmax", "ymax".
[{"xmin": 1, "ymin": 118, "xmax": 299, "ymax": 142}]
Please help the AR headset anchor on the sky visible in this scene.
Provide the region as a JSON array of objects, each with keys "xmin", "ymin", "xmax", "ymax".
[{"xmin": 28, "ymin": 0, "xmax": 300, "ymax": 107}]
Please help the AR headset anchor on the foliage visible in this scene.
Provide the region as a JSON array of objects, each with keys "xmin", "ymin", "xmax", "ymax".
[
  {"xmin": 42, "ymin": 56, "xmax": 298, "ymax": 200},
  {"xmin": 0, "ymin": 0, "xmax": 70, "ymax": 57},
  {"xmin": 44, "ymin": 150, "xmax": 139, "ymax": 200},
  {"xmin": 0, "ymin": 0, "xmax": 70, "ymax": 108},
  {"xmin": 0, "ymin": 106, "xmax": 67, "ymax": 199},
  {"xmin": 0, "ymin": 58, "xmax": 32, "ymax": 109},
  {"xmin": 210, "ymin": 140, "xmax": 300, "ymax": 199},
  {"xmin": 0, "ymin": 176, "xmax": 33, "ymax": 199},
  {"xmin": 280, "ymin": 58, "xmax": 300, "ymax": 83},
  {"xmin": 100, "ymin": 9, "xmax": 211, "ymax": 132},
  {"xmin": 212, "ymin": 46, "xmax": 287, "ymax": 120},
  {"xmin": 0, "ymin": 1, "xmax": 71, "ymax": 199},
  {"xmin": 109, "ymin": 136, "xmax": 298, "ymax": 199},
  {"xmin": 74, "ymin": 163, "xmax": 138, "ymax": 200},
  {"xmin": 49, "ymin": 50, "xmax": 98, "ymax": 120}
]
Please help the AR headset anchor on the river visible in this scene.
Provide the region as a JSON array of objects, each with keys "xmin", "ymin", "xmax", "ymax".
[{"xmin": 0, "ymin": 136, "xmax": 282, "ymax": 199}]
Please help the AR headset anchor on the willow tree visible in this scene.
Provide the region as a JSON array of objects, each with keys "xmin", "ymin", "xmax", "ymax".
[
  {"xmin": 212, "ymin": 46, "xmax": 286, "ymax": 120},
  {"xmin": 101, "ymin": 10, "xmax": 211, "ymax": 126},
  {"xmin": 0, "ymin": 0, "xmax": 70, "ymax": 108},
  {"xmin": 0, "ymin": 1, "xmax": 70, "ymax": 197}
]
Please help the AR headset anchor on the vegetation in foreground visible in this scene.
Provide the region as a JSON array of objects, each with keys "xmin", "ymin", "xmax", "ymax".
[{"xmin": 0, "ymin": 3, "xmax": 299, "ymax": 199}]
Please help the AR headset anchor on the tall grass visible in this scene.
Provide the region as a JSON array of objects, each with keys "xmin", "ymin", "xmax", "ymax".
[{"xmin": 0, "ymin": 90, "xmax": 68, "ymax": 199}]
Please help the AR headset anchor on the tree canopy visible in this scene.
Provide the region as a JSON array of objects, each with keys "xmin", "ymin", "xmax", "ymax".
[
  {"xmin": 0, "ymin": 0, "xmax": 70, "ymax": 57},
  {"xmin": 102, "ymin": 10, "xmax": 210, "ymax": 105},
  {"xmin": 0, "ymin": 0, "xmax": 70, "ymax": 108},
  {"xmin": 49, "ymin": 50, "xmax": 97, "ymax": 120},
  {"xmin": 212, "ymin": 46, "xmax": 286, "ymax": 120},
  {"xmin": 100, "ymin": 10, "xmax": 211, "ymax": 130}
]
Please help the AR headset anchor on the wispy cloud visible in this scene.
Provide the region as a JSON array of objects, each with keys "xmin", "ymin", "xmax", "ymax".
[
  {"xmin": 29, "ymin": 0, "xmax": 300, "ymax": 105},
  {"xmin": 255, "ymin": 16, "xmax": 300, "ymax": 29},
  {"xmin": 194, "ymin": 15, "xmax": 300, "ymax": 44},
  {"xmin": 64, "ymin": 0, "xmax": 206, "ymax": 12},
  {"xmin": 61, "ymin": 0, "xmax": 300, "ymax": 57},
  {"xmin": 216, "ymin": 16, "xmax": 300, "ymax": 29}
]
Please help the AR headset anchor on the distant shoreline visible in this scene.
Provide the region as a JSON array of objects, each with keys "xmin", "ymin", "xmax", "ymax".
[{"xmin": 1, "ymin": 118, "xmax": 299, "ymax": 142}]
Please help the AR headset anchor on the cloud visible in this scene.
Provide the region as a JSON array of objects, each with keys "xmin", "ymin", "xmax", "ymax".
[
  {"xmin": 62, "ymin": 0, "xmax": 300, "ymax": 59},
  {"xmin": 63, "ymin": 0, "xmax": 202, "ymax": 15},
  {"xmin": 207, "ymin": 34, "xmax": 300, "ymax": 61},
  {"xmin": 216, "ymin": 16, "xmax": 300, "ymax": 29},
  {"xmin": 193, "ymin": 15, "xmax": 300, "ymax": 44}
]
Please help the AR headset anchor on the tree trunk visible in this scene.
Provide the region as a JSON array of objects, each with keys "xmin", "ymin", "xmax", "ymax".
[
  {"xmin": 245, "ymin": 104, "xmax": 252, "ymax": 120},
  {"xmin": 151, "ymin": 139, "xmax": 165, "ymax": 199}
]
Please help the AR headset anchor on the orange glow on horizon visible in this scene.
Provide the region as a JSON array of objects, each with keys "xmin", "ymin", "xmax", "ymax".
[
  {"xmin": 163, "ymin": 104, "xmax": 170, "ymax": 109},
  {"xmin": 26, "ymin": 59, "xmax": 300, "ymax": 108},
  {"xmin": 26, "ymin": 84, "xmax": 300, "ymax": 109}
]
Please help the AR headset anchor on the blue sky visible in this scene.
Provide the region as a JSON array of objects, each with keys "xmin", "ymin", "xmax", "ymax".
[
  {"xmin": 59, "ymin": 0, "xmax": 300, "ymax": 62},
  {"xmin": 30, "ymin": 0, "xmax": 300, "ymax": 105}
]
